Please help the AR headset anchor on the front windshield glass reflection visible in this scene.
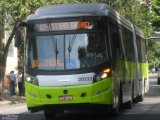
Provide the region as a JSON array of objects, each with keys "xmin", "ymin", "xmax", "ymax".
[{"xmin": 26, "ymin": 32, "xmax": 108, "ymax": 70}]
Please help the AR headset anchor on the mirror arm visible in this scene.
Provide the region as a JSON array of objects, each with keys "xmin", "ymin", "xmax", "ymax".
[{"xmin": 16, "ymin": 21, "xmax": 27, "ymax": 29}]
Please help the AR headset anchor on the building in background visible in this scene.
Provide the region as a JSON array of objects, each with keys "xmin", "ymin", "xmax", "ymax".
[{"xmin": 5, "ymin": 38, "xmax": 18, "ymax": 75}]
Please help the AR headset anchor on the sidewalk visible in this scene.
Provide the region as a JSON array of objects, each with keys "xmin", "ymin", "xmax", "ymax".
[
  {"xmin": 0, "ymin": 89, "xmax": 26, "ymax": 106},
  {"xmin": 149, "ymin": 72, "xmax": 158, "ymax": 78}
]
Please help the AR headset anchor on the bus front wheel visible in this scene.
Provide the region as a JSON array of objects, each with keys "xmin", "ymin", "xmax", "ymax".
[{"xmin": 44, "ymin": 109, "xmax": 56, "ymax": 119}]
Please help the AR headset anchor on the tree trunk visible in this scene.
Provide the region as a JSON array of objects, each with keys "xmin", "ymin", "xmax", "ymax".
[{"xmin": 0, "ymin": 22, "xmax": 17, "ymax": 96}]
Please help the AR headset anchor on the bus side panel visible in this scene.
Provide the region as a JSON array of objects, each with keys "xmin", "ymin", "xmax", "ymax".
[
  {"xmin": 142, "ymin": 63, "xmax": 149, "ymax": 93},
  {"xmin": 131, "ymin": 62, "xmax": 139, "ymax": 99},
  {"xmin": 25, "ymin": 82, "xmax": 42, "ymax": 108},
  {"xmin": 144, "ymin": 63, "xmax": 149, "ymax": 93},
  {"xmin": 122, "ymin": 61, "xmax": 133, "ymax": 103},
  {"xmin": 138, "ymin": 62, "xmax": 143, "ymax": 96},
  {"xmin": 130, "ymin": 62, "xmax": 136, "ymax": 99},
  {"xmin": 113, "ymin": 59, "xmax": 123, "ymax": 107},
  {"xmin": 91, "ymin": 78, "xmax": 113, "ymax": 104}
]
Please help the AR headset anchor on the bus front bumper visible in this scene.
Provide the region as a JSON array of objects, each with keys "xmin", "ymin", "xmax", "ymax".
[{"xmin": 25, "ymin": 78, "xmax": 113, "ymax": 112}]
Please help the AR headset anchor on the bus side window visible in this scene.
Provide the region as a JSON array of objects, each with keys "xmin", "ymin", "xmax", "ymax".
[
  {"xmin": 141, "ymin": 39, "xmax": 147, "ymax": 62},
  {"xmin": 109, "ymin": 23, "xmax": 122, "ymax": 60},
  {"xmin": 136, "ymin": 36, "xmax": 142, "ymax": 62},
  {"xmin": 122, "ymin": 28, "xmax": 135, "ymax": 61}
]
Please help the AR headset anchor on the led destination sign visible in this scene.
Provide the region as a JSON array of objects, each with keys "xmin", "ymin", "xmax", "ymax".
[{"xmin": 34, "ymin": 21, "xmax": 91, "ymax": 32}]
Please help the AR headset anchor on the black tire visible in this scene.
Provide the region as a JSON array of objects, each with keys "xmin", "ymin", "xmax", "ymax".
[
  {"xmin": 109, "ymin": 82, "xmax": 122, "ymax": 116},
  {"xmin": 125, "ymin": 83, "xmax": 133, "ymax": 109},
  {"xmin": 44, "ymin": 109, "xmax": 56, "ymax": 119},
  {"xmin": 157, "ymin": 78, "xmax": 160, "ymax": 85},
  {"xmin": 112, "ymin": 107, "xmax": 119, "ymax": 116},
  {"xmin": 108, "ymin": 107, "xmax": 119, "ymax": 116},
  {"xmin": 138, "ymin": 94, "xmax": 144, "ymax": 102},
  {"xmin": 125, "ymin": 100, "xmax": 132, "ymax": 109}
]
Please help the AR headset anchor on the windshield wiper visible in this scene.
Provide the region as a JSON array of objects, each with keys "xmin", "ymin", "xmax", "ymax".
[
  {"xmin": 68, "ymin": 34, "xmax": 77, "ymax": 62},
  {"xmin": 68, "ymin": 17, "xmax": 83, "ymax": 62},
  {"xmin": 47, "ymin": 19, "xmax": 58, "ymax": 69},
  {"xmin": 55, "ymin": 38, "xmax": 58, "ymax": 68}
]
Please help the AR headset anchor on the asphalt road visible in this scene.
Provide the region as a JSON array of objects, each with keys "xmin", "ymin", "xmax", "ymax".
[{"xmin": 0, "ymin": 76, "xmax": 160, "ymax": 120}]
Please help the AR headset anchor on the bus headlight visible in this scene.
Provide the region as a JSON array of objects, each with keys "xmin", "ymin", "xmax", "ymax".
[
  {"xmin": 100, "ymin": 72, "xmax": 108, "ymax": 79},
  {"xmin": 25, "ymin": 74, "xmax": 39, "ymax": 86},
  {"xmin": 94, "ymin": 68, "xmax": 111, "ymax": 82}
]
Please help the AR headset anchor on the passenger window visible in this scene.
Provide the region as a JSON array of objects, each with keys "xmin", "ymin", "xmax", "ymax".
[
  {"xmin": 109, "ymin": 23, "xmax": 122, "ymax": 60},
  {"xmin": 122, "ymin": 28, "xmax": 134, "ymax": 61}
]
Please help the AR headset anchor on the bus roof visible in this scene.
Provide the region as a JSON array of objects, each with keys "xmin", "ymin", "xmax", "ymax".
[
  {"xmin": 27, "ymin": 3, "xmax": 115, "ymax": 20},
  {"xmin": 27, "ymin": 3, "xmax": 128, "ymax": 22}
]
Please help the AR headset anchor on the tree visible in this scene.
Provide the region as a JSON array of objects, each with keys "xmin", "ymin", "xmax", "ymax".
[
  {"xmin": 0, "ymin": 0, "xmax": 53, "ymax": 94},
  {"xmin": 147, "ymin": 0, "xmax": 160, "ymax": 69},
  {"xmin": 97, "ymin": 0, "xmax": 153, "ymax": 36},
  {"xmin": 151, "ymin": 0, "xmax": 160, "ymax": 31}
]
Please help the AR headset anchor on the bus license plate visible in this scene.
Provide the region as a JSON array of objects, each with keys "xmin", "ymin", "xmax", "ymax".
[{"xmin": 59, "ymin": 96, "xmax": 73, "ymax": 101}]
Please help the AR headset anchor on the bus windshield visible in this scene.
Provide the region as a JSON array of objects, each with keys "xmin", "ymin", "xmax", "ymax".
[{"xmin": 26, "ymin": 32, "xmax": 109, "ymax": 70}]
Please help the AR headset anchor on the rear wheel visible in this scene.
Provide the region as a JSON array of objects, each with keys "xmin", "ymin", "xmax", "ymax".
[
  {"xmin": 110, "ymin": 107, "xmax": 119, "ymax": 116},
  {"xmin": 157, "ymin": 78, "xmax": 160, "ymax": 85},
  {"xmin": 109, "ymin": 82, "xmax": 122, "ymax": 116},
  {"xmin": 44, "ymin": 109, "xmax": 56, "ymax": 119},
  {"xmin": 125, "ymin": 84, "xmax": 133, "ymax": 109},
  {"xmin": 125, "ymin": 100, "xmax": 132, "ymax": 109},
  {"xmin": 137, "ymin": 93, "xmax": 144, "ymax": 102},
  {"xmin": 108, "ymin": 105, "xmax": 119, "ymax": 116}
]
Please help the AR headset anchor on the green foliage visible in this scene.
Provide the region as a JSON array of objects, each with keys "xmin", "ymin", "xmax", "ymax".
[
  {"xmin": 148, "ymin": 0, "xmax": 160, "ymax": 69},
  {"xmin": 0, "ymin": 0, "xmax": 49, "ymax": 21},
  {"xmin": 0, "ymin": 0, "xmax": 46, "ymax": 72},
  {"xmin": 101, "ymin": 0, "xmax": 153, "ymax": 36},
  {"xmin": 147, "ymin": 40, "xmax": 160, "ymax": 69},
  {"xmin": 151, "ymin": 0, "xmax": 160, "ymax": 31}
]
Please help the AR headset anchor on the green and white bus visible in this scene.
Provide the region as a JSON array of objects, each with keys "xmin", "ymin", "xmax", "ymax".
[{"xmin": 15, "ymin": 3, "xmax": 149, "ymax": 118}]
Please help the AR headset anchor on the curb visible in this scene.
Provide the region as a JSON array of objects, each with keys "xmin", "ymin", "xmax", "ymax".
[
  {"xmin": 0, "ymin": 101, "xmax": 11, "ymax": 105},
  {"xmin": 0, "ymin": 100, "xmax": 26, "ymax": 106}
]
